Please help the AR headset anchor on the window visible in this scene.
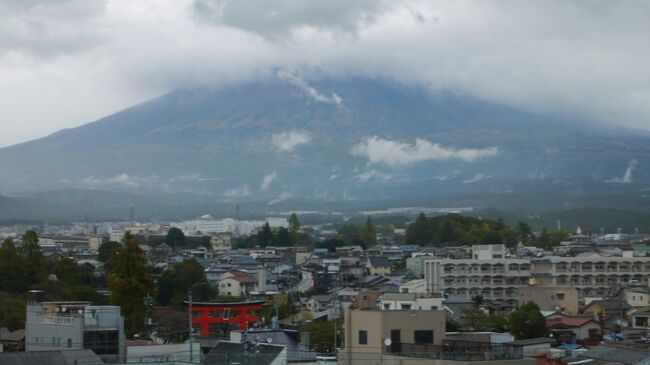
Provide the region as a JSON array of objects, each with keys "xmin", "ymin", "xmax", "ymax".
[
  {"xmin": 401, "ymin": 304, "xmax": 412, "ymax": 310},
  {"xmin": 358, "ymin": 330, "xmax": 368, "ymax": 345},
  {"xmin": 414, "ymin": 330, "xmax": 433, "ymax": 344},
  {"xmin": 430, "ymin": 306, "xmax": 438, "ymax": 310},
  {"xmin": 363, "ymin": 296, "xmax": 370, "ymax": 300},
  {"xmin": 223, "ymin": 308, "xmax": 231, "ymax": 320},
  {"xmin": 556, "ymin": 293, "xmax": 565, "ymax": 300},
  {"xmin": 52, "ymin": 337, "xmax": 56, "ymax": 346},
  {"xmin": 67, "ymin": 338, "xmax": 72, "ymax": 348}
]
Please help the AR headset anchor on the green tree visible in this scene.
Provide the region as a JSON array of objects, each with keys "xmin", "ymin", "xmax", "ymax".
[
  {"xmin": 361, "ymin": 217, "xmax": 377, "ymax": 246},
  {"xmin": 537, "ymin": 227, "xmax": 552, "ymax": 249},
  {"xmin": 20, "ymin": 230, "xmax": 46, "ymax": 287},
  {"xmin": 439, "ymin": 220, "xmax": 455, "ymax": 243},
  {"xmin": 406, "ymin": 213, "xmax": 432, "ymax": 245},
  {"xmin": 446, "ymin": 317, "xmax": 461, "ymax": 332},
  {"xmin": 98, "ymin": 241, "xmax": 122, "ymax": 263},
  {"xmin": 0, "ymin": 291, "xmax": 26, "ymax": 331},
  {"xmin": 165, "ymin": 227, "xmax": 186, "ymax": 250},
  {"xmin": 257, "ymin": 222, "xmax": 274, "ymax": 248},
  {"xmin": 337, "ymin": 224, "xmax": 360, "ymax": 244},
  {"xmin": 190, "ymin": 281, "xmax": 217, "ymax": 302},
  {"xmin": 288, "ymin": 213, "xmax": 301, "ymax": 238},
  {"xmin": 481, "ymin": 314, "xmax": 509, "ymax": 332},
  {"xmin": 461, "ymin": 307, "xmax": 486, "ymax": 331},
  {"xmin": 176, "ymin": 259, "xmax": 205, "ymax": 294},
  {"xmin": 479, "ymin": 231, "xmax": 503, "ymax": 245},
  {"xmin": 0, "ymin": 239, "xmax": 28, "ymax": 293},
  {"xmin": 516, "ymin": 221, "xmax": 533, "ymax": 243},
  {"xmin": 275, "ymin": 227, "xmax": 294, "ymax": 247},
  {"xmin": 156, "ymin": 269, "xmax": 179, "ymax": 306},
  {"xmin": 509, "ymin": 301, "xmax": 548, "ymax": 339},
  {"xmin": 108, "ymin": 232, "xmax": 154, "ymax": 336}
]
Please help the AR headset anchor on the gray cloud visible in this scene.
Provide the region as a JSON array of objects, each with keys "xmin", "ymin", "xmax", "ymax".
[
  {"xmin": 1, "ymin": 0, "xmax": 650, "ymax": 148},
  {"xmin": 192, "ymin": 0, "xmax": 386, "ymax": 38}
]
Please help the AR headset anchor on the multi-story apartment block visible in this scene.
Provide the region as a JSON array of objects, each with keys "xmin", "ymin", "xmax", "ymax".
[
  {"xmin": 425, "ymin": 258, "xmax": 532, "ymax": 302},
  {"xmin": 537, "ymin": 254, "xmax": 650, "ymax": 297},
  {"xmin": 425, "ymin": 247, "xmax": 650, "ymax": 303}
]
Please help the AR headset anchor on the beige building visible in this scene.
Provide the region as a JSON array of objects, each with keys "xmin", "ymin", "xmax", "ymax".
[
  {"xmin": 210, "ymin": 233, "xmax": 232, "ymax": 254},
  {"xmin": 626, "ymin": 288, "xmax": 650, "ymax": 308},
  {"xmin": 380, "ymin": 293, "xmax": 444, "ymax": 311},
  {"xmin": 517, "ymin": 286, "xmax": 579, "ymax": 314},
  {"xmin": 343, "ymin": 309, "xmax": 446, "ymax": 355},
  {"xmin": 342, "ymin": 309, "xmax": 532, "ymax": 365}
]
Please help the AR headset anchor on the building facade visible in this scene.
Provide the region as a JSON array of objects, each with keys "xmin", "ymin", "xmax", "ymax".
[
  {"xmin": 25, "ymin": 293, "xmax": 124, "ymax": 362},
  {"xmin": 425, "ymin": 252, "xmax": 650, "ymax": 302}
]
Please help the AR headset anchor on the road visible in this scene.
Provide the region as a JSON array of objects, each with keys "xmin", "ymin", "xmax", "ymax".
[{"xmin": 296, "ymin": 270, "xmax": 313, "ymax": 293}]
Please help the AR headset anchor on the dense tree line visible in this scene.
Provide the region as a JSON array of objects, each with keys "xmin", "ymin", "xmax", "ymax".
[
  {"xmin": 406, "ymin": 213, "xmax": 568, "ymax": 248},
  {"xmin": 0, "ymin": 230, "xmax": 108, "ymax": 331}
]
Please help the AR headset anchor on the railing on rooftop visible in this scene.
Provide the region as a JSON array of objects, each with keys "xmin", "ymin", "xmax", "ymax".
[{"xmin": 390, "ymin": 340, "xmax": 523, "ymax": 361}]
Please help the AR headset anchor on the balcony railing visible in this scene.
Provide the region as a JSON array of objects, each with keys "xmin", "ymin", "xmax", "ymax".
[{"xmin": 393, "ymin": 341, "xmax": 523, "ymax": 361}]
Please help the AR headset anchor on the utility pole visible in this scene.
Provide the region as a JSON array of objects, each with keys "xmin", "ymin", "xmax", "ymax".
[
  {"xmin": 143, "ymin": 291, "xmax": 152, "ymax": 334},
  {"xmin": 188, "ymin": 292, "xmax": 193, "ymax": 363}
]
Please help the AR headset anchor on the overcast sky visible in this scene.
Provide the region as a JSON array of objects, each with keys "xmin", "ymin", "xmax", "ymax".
[{"xmin": 1, "ymin": 0, "xmax": 649, "ymax": 148}]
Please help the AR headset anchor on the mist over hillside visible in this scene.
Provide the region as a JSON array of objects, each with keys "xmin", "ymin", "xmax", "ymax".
[{"xmin": 1, "ymin": 75, "xmax": 649, "ymax": 220}]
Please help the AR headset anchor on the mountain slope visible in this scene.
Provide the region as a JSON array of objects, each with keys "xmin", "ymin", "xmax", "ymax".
[{"xmin": 1, "ymin": 76, "xmax": 649, "ymax": 205}]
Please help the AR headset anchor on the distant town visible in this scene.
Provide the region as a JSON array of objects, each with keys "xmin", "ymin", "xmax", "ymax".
[{"xmin": 1, "ymin": 211, "xmax": 650, "ymax": 365}]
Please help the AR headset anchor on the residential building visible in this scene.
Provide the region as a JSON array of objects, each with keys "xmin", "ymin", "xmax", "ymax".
[
  {"xmin": 425, "ymin": 253, "xmax": 650, "ymax": 302},
  {"xmin": 517, "ymin": 286, "xmax": 579, "ymax": 315},
  {"xmin": 399, "ymin": 279, "xmax": 427, "ymax": 294},
  {"xmin": 218, "ymin": 270, "xmax": 258, "ymax": 297},
  {"xmin": 210, "ymin": 233, "xmax": 232, "ymax": 254},
  {"xmin": 629, "ymin": 306, "xmax": 650, "ymax": 331},
  {"xmin": 425, "ymin": 258, "xmax": 532, "ymax": 301},
  {"xmin": 626, "ymin": 287, "xmax": 650, "ymax": 308},
  {"xmin": 406, "ymin": 255, "xmax": 431, "ymax": 278},
  {"xmin": 583, "ymin": 299, "xmax": 631, "ymax": 322},
  {"xmin": 379, "ymin": 292, "xmax": 443, "ymax": 310},
  {"xmin": 366, "ymin": 257, "xmax": 391, "ymax": 276},
  {"xmin": 342, "ymin": 309, "xmax": 527, "ymax": 364},
  {"xmin": 547, "ymin": 315, "xmax": 601, "ymax": 343},
  {"xmin": 472, "ymin": 244, "xmax": 506, "ymax": 259},
  {"xmin": 25, "ymin": 292, "xmax": 125, "ymax": 363},
  {"xmin": 343, "ymin": 309, "xmax": 446, "ymax": 355}
]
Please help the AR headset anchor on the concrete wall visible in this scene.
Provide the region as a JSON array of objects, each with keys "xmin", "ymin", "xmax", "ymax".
[{"xmin": 518, "ymin": 287, "xmax": 579, "ymax": 314}]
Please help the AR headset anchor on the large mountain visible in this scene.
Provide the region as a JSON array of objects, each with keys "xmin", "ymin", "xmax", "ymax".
[{"xmin": 1, "ymin": 75, "xmax": 650, "ymax": 215}]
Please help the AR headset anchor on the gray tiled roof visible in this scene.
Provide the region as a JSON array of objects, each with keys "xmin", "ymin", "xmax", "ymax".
[
  {"xmin": 243, "ymin": 330, "xmax": 318, "ymax": 362},
  {"xmin": 0, "ymin": 350, "xmax": 103, "ymax": 365},
  {"xmin": 582, "ymin": 345, "xmax": 650, "ymax": 365}
]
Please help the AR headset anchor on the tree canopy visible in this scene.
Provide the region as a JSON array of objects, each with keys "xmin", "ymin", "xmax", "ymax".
[
  {"xmin": 165, "ymin": 227, "xmax": 186, "ymax": 250},
  {"xmin": 108, "ymin": 232, "xmax": 154, "ymax": 336},
  {"xmin": 508, "ymin": 301, "xmax": 548, "ymax": 339}
]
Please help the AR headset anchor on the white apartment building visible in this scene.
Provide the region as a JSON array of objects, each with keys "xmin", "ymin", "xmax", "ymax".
[
  {"xmin": 170, "ymin": 217, "xmax": 288, "ymax": 236},
  {"xmin": 425, "ymin": 258, "xmax": 532, "ymax": 302},
  {"xmin": 425, "ymin": 248, "xmax": 650, "ymax": 302}
]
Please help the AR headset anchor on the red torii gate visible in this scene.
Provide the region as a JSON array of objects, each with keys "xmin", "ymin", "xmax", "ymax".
[{"xmin": 184, "ymin": 300, "xmax": 265, "ymax": 337}]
